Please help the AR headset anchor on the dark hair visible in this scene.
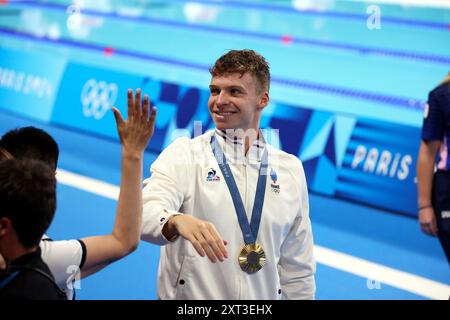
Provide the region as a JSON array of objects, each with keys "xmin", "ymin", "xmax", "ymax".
[
  {"xmin": 209, "ymin": 49, "xmax": 270, "ymax": 93},
  {"xmin": 0, "ymin": 159, "xmax": 56, "ymax": 248},
  {"xmin": 0, "ymin": 127, "xmax": 59, "ymax": 169}
]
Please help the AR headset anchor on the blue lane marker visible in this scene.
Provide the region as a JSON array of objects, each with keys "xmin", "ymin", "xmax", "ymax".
[
  {"xmin": 7, "ymin": 0, "xmax": 450, "ymax": 66},
  {"xmin": 0, "ymin": 27, "xmax": 427, "ymax": 110},
  {"xmin": 12, "ymin": 0, "xmax": 446, "ymax": 30},
  {"xmin": 169, "ymin": 0, "xmax": 449, "ymax": 31}
]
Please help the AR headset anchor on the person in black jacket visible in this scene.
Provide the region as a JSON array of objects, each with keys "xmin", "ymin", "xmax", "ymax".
[{"xmin": 0, "ymin": 158, "xmax": 65, "ymax": 299}]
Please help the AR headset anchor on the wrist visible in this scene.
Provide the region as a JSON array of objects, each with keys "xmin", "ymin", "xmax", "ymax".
[
  {"xmin": 418, "ymin": 204, "xmax": 432, "ymax": 210},
  {"xmin": 162, "ymin": 215, "xmax": 180, "ymax": 241},
  {"xmin": 122, "ymin": 148, "xmax": 143, "ymax": 161}
]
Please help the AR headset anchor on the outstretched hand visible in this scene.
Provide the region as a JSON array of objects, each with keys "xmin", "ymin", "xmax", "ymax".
[
  {"xmin": 111, "ymin": 88, "xmax": 157, "ymax": 156},
  {"xmin": 78, "ymin": 89, "xmax": 155, "ymax": 279}
]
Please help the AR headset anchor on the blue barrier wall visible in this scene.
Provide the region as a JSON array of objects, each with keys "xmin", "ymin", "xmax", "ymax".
[{"xmin": 0, "ymin": 47, "xmax": 419, "ymax": 217}]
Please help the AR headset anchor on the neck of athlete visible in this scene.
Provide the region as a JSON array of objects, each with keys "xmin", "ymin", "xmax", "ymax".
[
  {"xmin": 0, "ymin": 238, "xmax": 37, "ymax": 262},
  {"xmin": 219, "ymin": 125, "xmax": 261, "ymax": 156},
  {"xmin": 244, "ymin": 131, "xmax": 260, "ymax": 155}
]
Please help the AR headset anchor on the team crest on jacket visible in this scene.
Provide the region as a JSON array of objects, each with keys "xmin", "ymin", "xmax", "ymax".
[
  {"xmin": 270, "ymin": 168, "xmax": 280, "ymax": 193},
  {"xmin": 206, "ymin": 168, "xmax": 220, "ymax": 181}
]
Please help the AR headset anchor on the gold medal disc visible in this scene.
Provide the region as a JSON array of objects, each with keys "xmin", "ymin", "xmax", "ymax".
[{"xmin": 238, "ymin": 243, "xmax": 266, "ymax": 274}]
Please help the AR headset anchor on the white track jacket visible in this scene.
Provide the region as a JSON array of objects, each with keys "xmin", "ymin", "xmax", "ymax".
[{"xmin": 141, "ymin": 129, "xmax": 316, "ymax": 299}]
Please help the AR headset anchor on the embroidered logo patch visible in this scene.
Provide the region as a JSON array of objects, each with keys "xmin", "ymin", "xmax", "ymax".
[
  {"xmin": 270, "ymin": 168, "xmax": 280, "ymax": 194},
  {"xmin": 206, "ymin": 168, "xmax": 220, "ymax": 181},
  {"xmin": 442, "ymin": 211, "xmax": 450, "ymax": 219}
]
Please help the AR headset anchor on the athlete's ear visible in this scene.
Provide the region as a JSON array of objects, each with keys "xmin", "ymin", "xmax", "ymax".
[
  {"xmin": 258, "ymin": 92, "xmax": 269, "ymax": 110},
  {"xmin": 0, "ymin": 217, "xmax": 13, "ymax": 238}
]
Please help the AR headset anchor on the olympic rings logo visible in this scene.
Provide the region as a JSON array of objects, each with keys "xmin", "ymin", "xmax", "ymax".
[{"xmin": 81, "ymin": 79, "xmax": 118, "ymax": 119}]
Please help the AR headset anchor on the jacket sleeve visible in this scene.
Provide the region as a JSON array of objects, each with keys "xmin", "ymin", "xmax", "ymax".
[
  {"xmin": 141, "ymin": 137, "xmax": 191, "ymax": 245},
  {"xmin": 277, "ymin": 158, "xmax": 316, "ymax": 300}
]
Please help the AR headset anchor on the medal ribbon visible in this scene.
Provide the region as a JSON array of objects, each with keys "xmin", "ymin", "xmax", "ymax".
[{"xmin": 210, "ymin": 135, "xmax": 268, "ymax": 245}]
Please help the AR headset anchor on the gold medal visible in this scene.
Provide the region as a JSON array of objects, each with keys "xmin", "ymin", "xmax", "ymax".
[{"xmin": 238, "ymin": 243, "xmax": 266, "ymax": 274}]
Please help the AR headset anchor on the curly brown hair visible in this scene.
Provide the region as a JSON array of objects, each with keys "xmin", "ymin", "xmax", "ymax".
[{"xmin": 209, "ymin": 49, "xmax": 270, "ymax": 93}]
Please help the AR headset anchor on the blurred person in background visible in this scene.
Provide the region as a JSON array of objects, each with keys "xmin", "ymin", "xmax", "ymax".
[{"xmin": 417, "ymin": 72, "xmax": 450, "ymax": 264}]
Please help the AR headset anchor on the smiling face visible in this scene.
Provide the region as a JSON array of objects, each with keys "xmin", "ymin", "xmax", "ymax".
[{"xmin": 208, "ymin": 72, "xmax": 269, "ymax": 131}]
